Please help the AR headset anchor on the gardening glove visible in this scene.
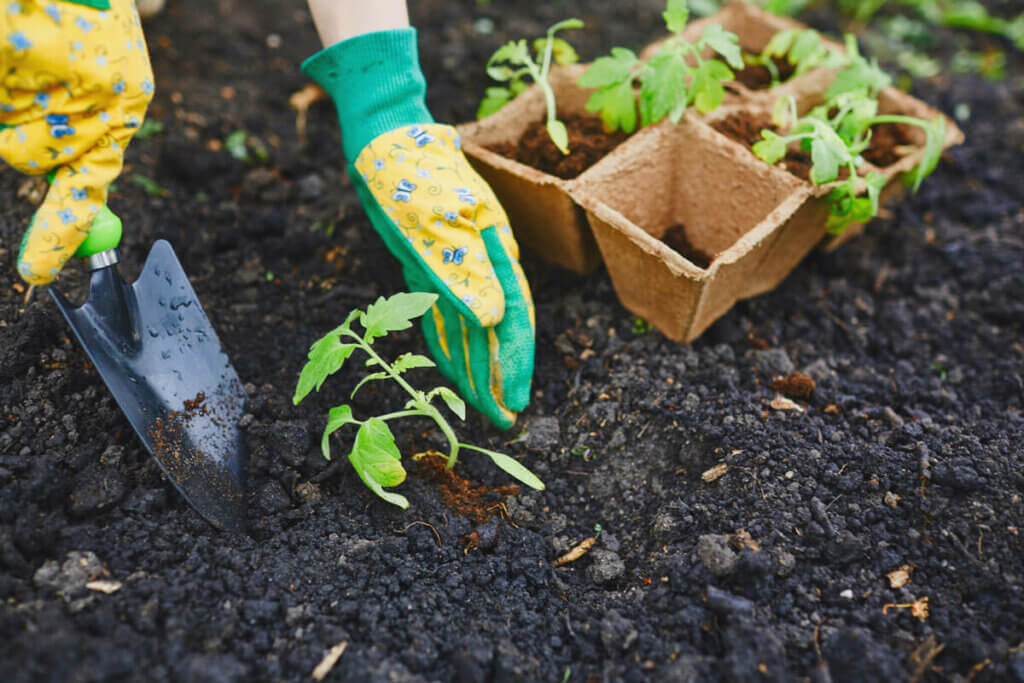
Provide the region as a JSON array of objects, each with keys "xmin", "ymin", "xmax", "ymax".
[
  {"xmin": 302, "ymin": 28, "xmax": 535, "ymax": 429},
  {"xmin": 1, "ymin": 0, "xmax": 154, "ymax": 285}
]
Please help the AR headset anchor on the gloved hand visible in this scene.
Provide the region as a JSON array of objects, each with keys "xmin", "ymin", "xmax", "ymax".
[
  {"xmin": 302, "ymin": 28, "xmax": 534, "ymax": 429},
  {"xmin": 1, "ymin": 0, "xmax": 154, "ymax": 285}
]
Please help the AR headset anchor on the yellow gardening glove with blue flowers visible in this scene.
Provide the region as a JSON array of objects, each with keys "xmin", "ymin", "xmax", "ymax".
[
  {"xmin": 1, "ymin": 0, "xmax": 154, "ymax": 285},
  {"xmin": 302, "ymin": 28, "xmax": 535, "ymax": 429}
]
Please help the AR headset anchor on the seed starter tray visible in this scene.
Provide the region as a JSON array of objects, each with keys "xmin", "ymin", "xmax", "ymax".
[{"xmin": 458, "ymin": 2, "xmax": 963, "ymax": 341}]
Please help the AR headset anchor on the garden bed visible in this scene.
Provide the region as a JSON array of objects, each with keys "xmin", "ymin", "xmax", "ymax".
[{"xmin": 1, "ymin": 1, "xmax": 1022, "ymax": 682}]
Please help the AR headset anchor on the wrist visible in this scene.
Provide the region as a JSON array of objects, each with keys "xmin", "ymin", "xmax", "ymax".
[{"xmin": 301, "ymin": 27, "xmax": 432, "ymax": 161}]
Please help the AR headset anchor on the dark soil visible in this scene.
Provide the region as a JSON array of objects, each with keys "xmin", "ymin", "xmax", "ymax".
[
  {"xmin": 2, "ymin": 1, "xmax": 1023, "ymax": 682},
  {"xmin": 488, "ymin": 113, "xmax": 631, "ymax": 180},
  {"xmin": 661, "ymin": 224, "xmax": 716, "ymax": 269},
  {"xmin": 733, "ymin": 55, "xmax": 797, "ymax": 91},
  {"xmin": 713, "ymin": 110, "xmax": 816, "ymax": 181},
  {"xmin": 862, "ymin": 121, "xmax": 917, "ymax": 167}
]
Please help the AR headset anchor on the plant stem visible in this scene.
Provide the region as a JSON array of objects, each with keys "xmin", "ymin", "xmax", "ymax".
[
  {"xmin": 868, "ymin": 114, "xmax": 928, "ymax": 130},
  {"xmin": 425, "ymin": 404, "xmax": 461, "ymax": 469},
  {"xmin": 375, "ymin": 409, "xmax": 424, "ymax": 422},
  {"xmin": 342, "ymin": 330, "xmax": 422, "ymax": 401}
]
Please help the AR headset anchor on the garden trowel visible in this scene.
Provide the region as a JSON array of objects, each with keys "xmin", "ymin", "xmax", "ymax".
[{"xmin": 50, "ymin": 208, "xmax": 247, "ymax": 534}]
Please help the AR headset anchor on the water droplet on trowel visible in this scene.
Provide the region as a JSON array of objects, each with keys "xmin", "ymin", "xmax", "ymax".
[
  {"xmin": 158, "ymin": 297, "xmax": 167, "ymax": 307},
  {"xmin": 169, "ymin": 296, "xmax": 191, "ymax": 310},
  {"xmin": 161, "ymin": 350, "xmax": 172, "ymax": 360},
  {"xmin": 147, "ymin": 326, "xmax": 160, "ymax": 338}
]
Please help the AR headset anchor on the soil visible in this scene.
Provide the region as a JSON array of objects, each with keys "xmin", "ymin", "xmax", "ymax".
[
  {"xmin": 713, "ymin": 111, "xmax": 816, "ymax": 181},
  {"xmin": 733, "ymin": 55, "xmax": 797, "ymax": 91},
  {"xmin": 487, "ymin": 113, "xmax": 631, "ymax": 180},
  {"xmin": 2, "ymin": 1, "xmax": 1024, "ymax": 682},
  {"xmin": 862, "ymin": 121, "xmax": 917, "ymax": 167},
  {"xmin": 661, "ymin": 224, "xmax": 716, "ymax": 269}
]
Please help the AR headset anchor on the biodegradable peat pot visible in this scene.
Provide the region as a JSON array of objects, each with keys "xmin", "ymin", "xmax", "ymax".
[
  {"xmin": 458, "ymin": 64, "xmax": 615, "ymax": 275},
  {"xmin": 707, "ymin": 66, "xmax": 965, "ymax": 250},
  {"xmin": 573, "ymin": 116, "xmax": 825, "ymax": 342}
]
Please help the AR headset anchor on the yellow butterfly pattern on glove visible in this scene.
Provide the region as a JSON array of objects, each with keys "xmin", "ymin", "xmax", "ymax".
[
  {"xmin": 1, "ymin": 0, "xmax": 154, "ymax": 284},
  {"xmin": 353, "ymin": 124, "xmax": 533, "ymax": 330}
]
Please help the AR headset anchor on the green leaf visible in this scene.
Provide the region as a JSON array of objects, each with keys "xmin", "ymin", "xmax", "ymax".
[
  {"xmin": 393, "ymin": 353, "xmax": 436, "ymax": 374},
  {"xmin": 548, "ymin": 17, "xmax": 585, "ymax": 33},
  {"xmin": 547, "ymin": 119, "xmax": 570, "ymax": 154},
  {"xmin": 224, "ymin": 130, "xmax": 249, "ymax": 162},
  {"xmin": 486, "ymin": 64, "xmax": 518, "ymax": 82},
  {"xmin": 700, "ymin": 24, "xmax": 744, "ymax": 70},
  {"xmin": 578, "ymin": 47, "xmax": 637, "ymax": 90},
  {"xmin": 461, "ymin": 444, "xmax": 545, "ymax": 490},
  {"xmin": 863, "ymin": 171, "xmax": 887, "ymax": 215},
  {"xmin": 810, "ymin": 137, "xmax": 843, "ymax": 184},
  {"xmin": 134, "ymin": 118, "xmax": 164, "ymax": 140},
  {"xmin": 478, "ymin": 86, "xmax": 512, "ymax": 119},
  {"xmin": 293, "ymin": 335, "xmax": 358, "ymax": 404},
  {"xmin": 752, "ymin": 130, "xmax": 788, "ymax": 164},
  {"xmin": 662, "ymin": 0, "xmax": 690, "ymax": 34},
  {"xmin": 488, "ymin": 40, "xmax": 530, "ymax": 70},
  {"xmin": 434, "ymin": 387, "xmax": 466, "ymax": 421},
  {"xmin": 349, "ymin": 418, "xmax": 409, "ymax": 509},
  {"xmin": 691, "ymin": 60, "xmax": 733, "ymax": 114},
  {"xmin": 361, "ymin": 292, "xmax": 439, "ymax": 342},
  {"xmin": 763, "ymin": 28, "xmax": 798, "ymax": 59},
  {"xmin": 131, "ymin": 173, "xmax": 164, "ymax": 197},
  {"xmin": 350, "ymin": 371, "xmax": 389, "ymax": 399},
  {"xmin": 534, "ymin": 37, "xmax": 579, "ymax": 65},
  {"xmin": 321, "ymin": 404, "xmax": 358, "ymax": 460},
  {"xmin": 788, "ymin": 29, "xmax": 821, "ymax": 66},
  {"xmin": 585, "ymin": 81, "xmax": 637, "ymax": 133},
  {"xmin": 639, "ymin": 52, "xmax": 687, "ymax": 125},
  {"xmin": 909, "ymin": 116, "xmax": 945, "ymax": 193}
]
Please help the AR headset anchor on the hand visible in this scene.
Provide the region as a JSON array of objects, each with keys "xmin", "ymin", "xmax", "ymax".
[
  {"xmin": 302, "ymin": 28, "xmax": 535, "ymax": 428},
  {"xmin": 0, "ymin": 0, "xmax": 154, "ymax": 285},
  {"xmin": 352, "ymin": 124, "xmax": 535, "ymax": 429}
]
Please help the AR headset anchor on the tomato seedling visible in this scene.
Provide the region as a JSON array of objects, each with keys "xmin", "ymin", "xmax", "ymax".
[
  {"xmin": 293, "ymin": 292, "xmax": 544, "ymax": 509},
  {"xmin": 478, "ymin": 18, "xmax": 584, "ymax": 153},
  {"xmin": 578, "ymin": 0, "xmax": 744, "ymax": 133}
]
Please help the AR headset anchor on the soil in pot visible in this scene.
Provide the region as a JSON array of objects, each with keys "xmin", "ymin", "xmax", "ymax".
[
  {"xmin": 661, "ymin": 223, "xmax": 716, "ymax": 268},
  {"xmin": 712, "ymin": 111, "xmax": 814, "ymax": 181},
  {"xmin": 732, "ymin": 55, "xmax": 796, "ymax": 91},
  {"xmin": 861, "ymin": 121, "xmax": 916, "ymax": 167},
  {"xmin": 487, "ymin": 113, "xmax": 631, "ymax": 180}
]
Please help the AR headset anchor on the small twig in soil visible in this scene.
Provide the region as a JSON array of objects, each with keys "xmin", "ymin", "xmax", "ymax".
[
  {"xmin": 396, "ymin": 520, "xmax": 442, "ymax": 549},
  {"xmin": 553, "ymin": 536, "xmax": 597, "ymax": 567},
  {"xmin": 943, "ymin": 529, "xmax": 986, "ymax": 569},
  {"xmin": 966, "ymin": 658, "xmax": 991, "ymax": 682},
  {"xmin": 312, "ymin": 640, "xmax": 348, "ymax": 681},
  {"xmin": 24, "ymin": 285, "xmax": 35, "ymax": 306},
  {"xmin": 909, "ymin": 637, "xmax": 945, "ymax": 683}
]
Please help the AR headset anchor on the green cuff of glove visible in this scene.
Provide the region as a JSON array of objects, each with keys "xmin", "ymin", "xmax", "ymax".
[
  {"xmin": 58, "ymin": 0, "xmax": 111, "ymax": 8},
  {"xmin": 301, "ymin": 27, "xmax": 433, "ymax": 162}
]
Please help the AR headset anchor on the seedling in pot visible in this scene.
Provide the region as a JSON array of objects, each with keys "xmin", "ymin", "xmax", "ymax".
[
  {"xmin": 293, "ymin": 292, "xmax": 544, "ymax": 509},
  {"xmin": 746, "ymin": 28, "xmax": 846, "ymax": 86},
  {"xmin": 754, "ymin": 88, "xmax": 945, "ymax": 233},
  {"xmin": 478, "ymin": 18, "xmax": 584, "ymax": 153},
  {"xmin": 578, "ymin": 0, "xmax": 744, "ymax": 133}
]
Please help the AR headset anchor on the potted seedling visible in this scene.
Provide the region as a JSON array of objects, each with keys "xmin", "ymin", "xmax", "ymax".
[
  {"xmin": 568, "ymin": 3, "xmax": 961, "ymax": 342},
  {"xmin": 293, "ymin": 293, "xmax": 543, "ymax": 509}
]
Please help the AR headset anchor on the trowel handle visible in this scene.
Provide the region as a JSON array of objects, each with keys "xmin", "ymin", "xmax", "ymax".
[{"xmin": 74, "ymin": 206, "xmax": 123, "ymax": 260}]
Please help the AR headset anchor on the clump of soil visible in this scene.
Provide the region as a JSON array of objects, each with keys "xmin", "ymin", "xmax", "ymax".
[
  {"xmin": 862, "ymin": 121, "xmax": 916, "ymax": 167},
  {"xmin": 770, "ymin": 371, "xmax": 816, "ymax": 400},
  {"xmin": 412, "ymin": 452, "xmax": 520, "ymax": 524},
  {"xmin": 732, "ymin": 55, "xmax": 796, "ymax": 91},
  {"xmin": 488, "ymin": 113, "xmax": 631, "ymax": 180},
  {"xmin": 661, "ymin": 224, "xmax": 716, "ymax": 269}
]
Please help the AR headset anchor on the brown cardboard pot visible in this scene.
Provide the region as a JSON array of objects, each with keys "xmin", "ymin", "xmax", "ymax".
[
  {"xmin": 573, "ymin": 115, "xmax": 826, "ymax": 343},
  {"xmin": 457, "ymin": 64, "xmax": 607, "ymax": 275}
]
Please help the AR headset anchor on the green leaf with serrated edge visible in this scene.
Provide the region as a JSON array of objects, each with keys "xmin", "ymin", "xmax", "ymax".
[
  {"xmin": 909, "ymin": 117, "xmax": 945, "ymax": 193},
  {"xmin": 361, "ymin": 292, "xmax": 438, "ymax": 342},
  {"xmin": 585, "ymin": 80, "xmax": 637, "ymax": 133},
  {"xmin": 578, "ymin": 48, "xmax": 637, "ymax": 90},
  {"xmin": 763, "ymin": 28, "xmax": 798, "ymax": 59},
  {"xmin": 639, "ymin": 52, "xmax": 686, "ymax": 125},
  {"xmin": 752, "ymin": 131, "xmax": 787, "ymax": 164},
  {"xmin": 810, "ymin": 138, "xmax": 842, "ymax": 185},
  {"xmin": 691, "ymin": 60, "xmax": 732, "ymax": 114},
  {"xmin": 547, "ymin": 119, "xmax": 570, "ymax": 154},
  {"xmin": 488, "ymin": 40, "xmax": 529, "ymax": 70},
  {"xmin": 293, "ymin": 336, "xmax": 358, "ymax": 404},
  {"xmin": 350, "ymin": 371, "xmax": 389, "ymax": 399},
  {"xmin": 461, "ymin": 444, "xmax": 545, "ymax": 490},
  {"xmin": 321, "ymin": 404, "xmax": 358, "ymax": 461},
  {"xmin": 393, "ymin": 353, "xmax": 435, "ymax": 374},
  {"xmin": 434, "ymin": 387, "xmax": 466, "ymax": 421},
  {"xmin": 479, "ymin": 86, "xmax": 512, "ymax": 119},
  {"xmin": 662, "ymin": 0, "xmax": 689, "ymax": 34},
  {"xmin": 348, "ymin": 418, "xmax": 408, "ymax": 508},
  {"xmin": 700, "ymin": 24, "xmax": 744, "ymax": 70}
]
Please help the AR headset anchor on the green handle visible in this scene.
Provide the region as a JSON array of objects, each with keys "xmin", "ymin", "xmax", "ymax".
[{"xmin": 74, "ymin": 205, "xmax": 123, "ymax": 258}]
